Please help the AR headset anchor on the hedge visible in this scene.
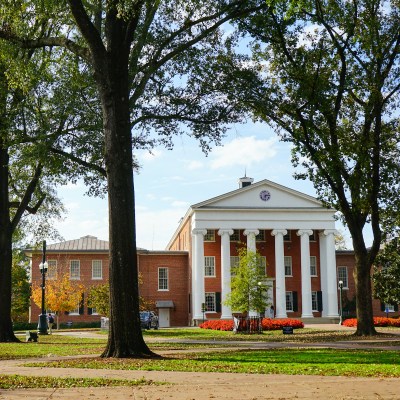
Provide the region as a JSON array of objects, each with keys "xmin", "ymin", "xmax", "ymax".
[
  {"xmin": 343, "ymin": 317, "xmax": 400, "ymax": 328},
  {"xmin": 199, "ymin": 318, "xmax": 304, "ymax": 331}
]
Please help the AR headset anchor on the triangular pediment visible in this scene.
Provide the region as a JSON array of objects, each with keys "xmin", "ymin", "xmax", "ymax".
[{"xmin": 192, "ymin": 179, "xmax": 323, "ymax": 210}]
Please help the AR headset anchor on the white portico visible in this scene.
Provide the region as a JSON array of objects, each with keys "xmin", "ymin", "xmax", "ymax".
[{"xmin": 169, "ymin": 177, "xmax": 339, "ymax": 324}]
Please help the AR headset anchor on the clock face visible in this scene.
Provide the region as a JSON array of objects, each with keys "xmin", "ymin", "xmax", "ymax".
[{"xmin": 259, "ymin": 190, "xmax": 271, "ymax": 202}]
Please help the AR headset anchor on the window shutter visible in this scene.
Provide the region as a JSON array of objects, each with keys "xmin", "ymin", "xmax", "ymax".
[
  {"xmin": 293, "ymin": 292, "xmax": 298, "ymax": 312},
  {"xmin": 380, "ymin": 302, "xmax": 385, "ymax": 312},
  {"xmin": 317, "ymin": 291, "xmax": 323, "ymax": 312},
  {"xmin": 64, "ymin": 311, "xmax": 69, "ymax": 315},
  {"xmin": 216, "ymin": 292, "xmax": 221, "ymax": 313},
  {"xmin": 88, "ymin": 307, "xmax": 93, "ymax": 315},
  {"xmin": 79, "ymin": 294, "xmax": 84, "ymax": 315},
  {"xmin": 395, "ymin": 304, "xmax": 399, "ymax": 312}
]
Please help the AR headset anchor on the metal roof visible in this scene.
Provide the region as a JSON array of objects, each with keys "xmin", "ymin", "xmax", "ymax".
[{"xmin": 46, "ymin": 235, "xmax": 109, "ymax": 252}]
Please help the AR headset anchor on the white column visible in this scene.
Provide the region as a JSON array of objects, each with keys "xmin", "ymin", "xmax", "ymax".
[
  {"xmin": 192, "ymin": 228, "xmax": 207, "ymax": 322},
  {"xmin": 218, "ymin": 229, "xmax": 234, "ymax": 319},
  {"xmin": 297, "ymin": 229, "xmax": 314, "ymax": 318},
  {"xmin": 318, "ymin": 231, "xmax": 328, "ymax": 317},
  {"xmin": 271, "ymin": 229, "xmax": 288, "ymax": 318},
  {"xmin": 322, "ymin": 229, "xmax": 339, "ymax": 317},
  {"xmin": 243, "ymin": 229, "xmax": 259, "ymax": 252}
]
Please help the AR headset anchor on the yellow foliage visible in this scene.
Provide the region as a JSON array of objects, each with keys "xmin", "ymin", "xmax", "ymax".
[{"xmin": 31, "ymin": 273, "xmax": 84, "ymax": 314}]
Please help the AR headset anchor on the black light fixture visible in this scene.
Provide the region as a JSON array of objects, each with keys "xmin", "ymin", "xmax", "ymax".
[{"xmin": 37, "ymin": 240, "xmax": 48, "ymax": 335}]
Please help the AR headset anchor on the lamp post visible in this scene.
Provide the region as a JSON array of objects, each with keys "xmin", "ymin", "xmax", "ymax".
[
  {"xmin": 37, "ymin": 240, "xmax": 48, "ymax": 335},
  {"xmin": 338, "ymin": 280, "xmax": 343, "ymax": 325}
]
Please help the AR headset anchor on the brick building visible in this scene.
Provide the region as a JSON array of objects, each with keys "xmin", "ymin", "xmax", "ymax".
[{"xmin": 27, "ymin": 177, "xmax": 398, "ymax": 327}]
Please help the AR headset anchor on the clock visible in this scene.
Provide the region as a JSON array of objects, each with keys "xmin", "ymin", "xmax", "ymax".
[{"xmin": 259, "ymin": 190, "xmax": 271, "ymax": 201}]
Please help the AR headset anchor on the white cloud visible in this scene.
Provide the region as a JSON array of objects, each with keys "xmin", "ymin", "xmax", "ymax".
[
  {"xmin": 187, "ymin": 160, "xmax": 203, "ymax": 170},
  {"xmin": 210, "ymin": 136, "xmax": 277, "ymax": 169},
  {"xmin": 141, "ymin": 149, "xmax": 162, "ymax": 161}
]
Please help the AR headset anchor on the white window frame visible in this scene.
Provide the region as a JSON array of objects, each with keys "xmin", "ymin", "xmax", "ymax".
[
  {"xmin": 337, "ymin": 266, "xmax": 349, "ymax": 289},
  {"xmin": 70, "ymin": 260, "xmax": 80, "ymax": 280},
  {"xmin": 69, "ymin": 303, "xmax": 80, "ymax": 315},
  {"xmin": 258, "ymin": 256, "xmax": 267, "ymax": 275},
  {"xmin": 205, "ymin": 292, "xmax": 216, "ymax": 312},
  {"xmin": 256, "ymin": 230, "xmax": 265, "ymax": 241},
  {"xmin": 230, "ymin": 229, "xmax": 240, "ymax": 242},
  {"xmin": 204, "ymin": 256, "xmax": 215, "ymax": 277},
  {"xmin": 158, "ymin": 267, "xmax": 169, "ymax": 291},
  {"xmin": 47, "ymin": 260, "xmax": 57, "ymax": 280},
  {"xmin": 311, "ymin": 291, "xmax": 318, "ymax": 312},
  {"xmin": 230, "ymin": 256, "xmax": 240, "ymax": 275},
  {"xmin": 90, "ymin": 307, "xmax": 99, "ymax": 315},
  {"xmin": 385, "ymin": 304, "xmax": 395, "ymax": 312},
  {"xmin": 285, "ymin": 291, "xmax": 293, "ymax": 312},
  {"xmin": 310, "ymin": 256, "xmax": 317, "ymax": 276},
  {"xmin": 92, "ymin": 260, "xmax": 103, "ymax": 280},
  {"xmin": 204, "ymin": 230, "xmax": 215, "ymax": 242},
  {"xmin": 284, "ymin": 256, "xmax": 292, "ymax": 276}
]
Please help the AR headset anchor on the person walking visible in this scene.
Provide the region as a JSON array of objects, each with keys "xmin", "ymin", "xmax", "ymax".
[{"xmin": 48, "ymin": 313, "xmax": 54, "ymax": 334}]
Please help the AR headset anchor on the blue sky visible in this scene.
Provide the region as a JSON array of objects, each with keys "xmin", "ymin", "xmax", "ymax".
[{"xmin": 55, "ymin": 120, "xmax": 353, "ymax": 250}]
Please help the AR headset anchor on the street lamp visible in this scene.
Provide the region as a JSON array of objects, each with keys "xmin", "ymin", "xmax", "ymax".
[
  {"xmin": 37, "ymin": 240, "xmax": 48, "ymax": 335},
  {"xmin": 338, "ymin": 280, "xmax": 343, "ymax": 325}
]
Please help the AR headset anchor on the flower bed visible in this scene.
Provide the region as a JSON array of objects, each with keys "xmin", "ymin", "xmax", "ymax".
[
  {"xmin": 342, "ymin": 317, "xmax": 400, "ymax": 328},
  {"xmin": 199, "ymin": 318, "xmax": 304, "ymax": 331}
]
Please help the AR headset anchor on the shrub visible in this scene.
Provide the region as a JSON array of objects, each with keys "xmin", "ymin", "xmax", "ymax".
[
  {"xmin": 342, "ymin": 317, "xmax": 400, "ymax": 328},
  {"xmin": 199, "ymin": 318, "xmax": 304, "ymax": 331}
]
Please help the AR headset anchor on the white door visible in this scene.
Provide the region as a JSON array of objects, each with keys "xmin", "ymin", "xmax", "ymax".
[{"xmin": 158, "ymin": 308, "xmax": 170, "ymax": 327}]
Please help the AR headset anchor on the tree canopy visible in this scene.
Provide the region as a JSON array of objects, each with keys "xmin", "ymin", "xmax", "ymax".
[{"xmin": 218, "ymin": 0, "xmax": 400, "ymax": 335}]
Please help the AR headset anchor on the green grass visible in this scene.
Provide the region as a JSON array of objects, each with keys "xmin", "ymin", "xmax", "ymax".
[
  {"xmin": 28, "ymin": 348, "xmax": 400, "ymax": 378},
  {"xmin": 0, "ymin": 335, "xmax": 107, "ymax": 359},
  {"xmin": 0, "ymin": 374, "xmax": 161, "ymax": 389}
]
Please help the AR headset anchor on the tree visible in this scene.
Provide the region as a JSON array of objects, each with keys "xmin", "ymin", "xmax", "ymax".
[
  {"xmin": 373, "ymin": 238, "xmax": 400, "ymax": 307},
  {"xmin": 31, "ymin": 273, "xmax": 84, "ymax": 330},
  {"xmin": 224, "ymin": 247, "xmax": 270, "ymax": 315},
  {"xmin": 0, "ymin": 36, "xmax": 103, "ymax": 342},
  {"xmin": 219, "ymin": 0, "xmax": 400, "ymax": 335},
  {"xmin": 88, "ymin": 274, "xmax": 155, "ymax": 317},
  {"xmin": 0, "ymin": 0, "xmax": 267, "ymax": 356},
  {"xmin": 11, "ymin": 253, "xmax": 31, "ymax": 323}
]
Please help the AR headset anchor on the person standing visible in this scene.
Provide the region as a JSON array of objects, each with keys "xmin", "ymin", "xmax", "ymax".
[{"xmin": 48, "ymin": 313, "xmax": 54, "ymax": 334}]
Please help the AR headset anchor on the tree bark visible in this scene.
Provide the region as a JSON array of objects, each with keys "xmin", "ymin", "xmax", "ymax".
[
  {"xmin": 98, "ymin": 50, "xmax": 154, "ymax": 358},
  {"xmin": 0, "ymin": 145, "xmax": 19, "ymax": 342},
  {"xmin": 352, "ymin": 232, "xmax": 377, "ymax": 336}
]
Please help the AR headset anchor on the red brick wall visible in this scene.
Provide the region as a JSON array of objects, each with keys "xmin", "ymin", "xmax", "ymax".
[
  {"xmin": 138, "ymin": 253, "xmax": 189, "ymax": 326},
  {"xmin": 30, "ymin": 252, "xmax": 109, "ymax": 324}
]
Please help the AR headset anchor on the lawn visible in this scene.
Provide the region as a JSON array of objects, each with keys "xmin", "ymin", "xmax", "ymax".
[{"xmin": 25, "ymin": 348, "xmax": 400, "ymax": 378}]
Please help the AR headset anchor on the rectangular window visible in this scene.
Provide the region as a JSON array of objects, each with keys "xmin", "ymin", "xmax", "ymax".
[
  {"xmin": 205, "ymin": 292, "xmax": 216, "ymax": 312},
  {"xmin": 92, "ymin": 260, "xmax": 103, "ymax": 280},
  {"xmin": 230, "ymin": 229, "xmax": 240, "ymax": 242},
  {"xmin": 204, "ymin": 256, "xmax": 215, "ymax": 277},
  {"xmin": 284, "ymin": 230, "xmax": 291, "ymax": 241},
  {"xmin": 256, "ymin": 230, "xmax": 265, "ymax": 241},
  {"xmin": 337, "ymin": 266, "xmax": 348, "ymax": 288},
  {"xmin": 258, "ymin": 256, "xmax": 267, "ymax": 275},
  {"xmin": 385, "ymin": 304, "xmax": 395, "ymax": 312},
  {"xmin": 286, "ymin": 291, "xmax": 293, "ymax": 311},
  {"xmin": 158, "ymin": 267, "xmax": 169, "ymax": 290},
  {"xmin": 91, "ymin": 307, "xmax": 98, "ymax": 315},
  {"xmin": 284, "ymin": 256, "xmax": 292, "ymax": 276},
  {"xmin": 70, "ymin": 260, "xmax": 80, "ymax": 280},
  {"xmin": 230, "ymin": 256, "xmax": 240, "ymax": 275},
  {"xmin": 309, "ymin": 230, "xmax": 316, "ymax": 241},
  {"xmin": 311, "ymin": 291, "xmax": 318, "ymax": 311},
  {"xmin": 69, "ymin": 303, "xmax": 80, "ymax": 315},
  {"xmin": 310, "ymin": 256, "xmax": 317, "ymax": 276},
  {"xmin": 204, "ymin": 229, "xmax": 215, "ymax": 242},
  {"xmin": 47, "ymin": 260, "xmax": 57, "ymax": 280}
]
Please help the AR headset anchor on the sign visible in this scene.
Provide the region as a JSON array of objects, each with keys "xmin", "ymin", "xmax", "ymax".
[{"xmin": 282, "ymin": 326, "xmax": 294, "ymax": 334}]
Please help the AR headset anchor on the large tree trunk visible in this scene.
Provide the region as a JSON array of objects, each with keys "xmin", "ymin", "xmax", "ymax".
[
  {"xmin": 352, "ymin": 238, "xmax": 377, "ymax": 336},
  {"xmin": 0, "ymin": 146, "xmax": 19, "ymax": 342},
  {"xmin": 99, "ymin": 53, "xmax": 154, "ymax": 358}
]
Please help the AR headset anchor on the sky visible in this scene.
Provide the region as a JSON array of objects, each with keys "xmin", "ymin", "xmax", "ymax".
[{"xmin": 54, "ymin": 120, "xmax": 353, "ymax": 250}]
